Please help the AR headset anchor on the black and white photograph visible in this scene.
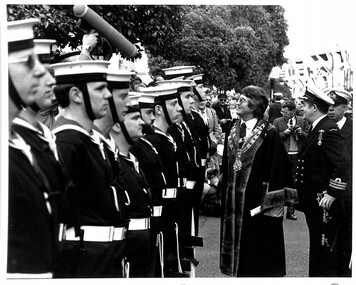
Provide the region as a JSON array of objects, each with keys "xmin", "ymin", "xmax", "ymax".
[{"xmin": 1, "ymin": 1, "xmax": 354, "ymax": 284}]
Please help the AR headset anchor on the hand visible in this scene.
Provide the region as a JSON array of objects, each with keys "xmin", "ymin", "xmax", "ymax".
[
  {"xmin": 284, "ymin": 128, "xmax": 291, "ymax": 135},
  {"xmin": 318, "ymin": 193, "xmax": 336, "ymax": 210},
  {"xmin": 220, "ymin": 119, "xmax": 227, "ymax": 124},
  {"xmin": 82, "ymin": 30, "xmax": 99, "ymax": 51}
]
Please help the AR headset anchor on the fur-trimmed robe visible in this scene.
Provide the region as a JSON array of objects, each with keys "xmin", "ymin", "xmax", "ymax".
[{"xmin": 220, "ymin": 118, "xmax": 294, "ymax": 277}]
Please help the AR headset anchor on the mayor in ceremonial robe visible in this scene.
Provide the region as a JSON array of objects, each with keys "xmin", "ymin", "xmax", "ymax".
[{"xmin": 220, "ymin": 86, "xmax": 295, "ymax": 277}]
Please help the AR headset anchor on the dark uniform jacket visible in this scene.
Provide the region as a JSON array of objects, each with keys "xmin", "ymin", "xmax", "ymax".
[
  {"xmin": 142, "ymin": 128, "xmax": 182, "ymax": 274},
  {"xmin": 295, "ymin": 116, "xmax": 350, "ymax": 200},
  {"xmin": 93, "ymin": 128, "xmax": 129, "ymax": 228},
  {"xmin": 130, "ymin": 137, "xmax": 166, "ymax": 209},
  {"xmin": 12, "ymin": 118, "xmax": 67, "ymax": 217},
  {"xmin": 340, "ymin": 117, "xmax": 352, "ymax": 159},
  {"xmin": 144, "ymin": 128, "xmax": 179, "ymax": 191},
  {"xmin": 168, "ymin": 122, "xmax": 199, "ymax": 186},
  {"xmin": 8, "ymin": 133, "xmax": 58, "ymax": 275},
  {"xmin": 295, "ymin": 115, "xmax": 351, "ymax": 277},
  {"xmin": 117, "ymin": 152, "xmax": 153, "ymax": 277},
  {"xmin": 117, "ymin": 152, "xmax": 152, "ymax": 219},
  {"xmin": 52, "ymin": 117, "xmax": 124, "ymax": 277},
  {"xmin": 52, "ymin": 117, "xmax": 121, "ymax": 227}
]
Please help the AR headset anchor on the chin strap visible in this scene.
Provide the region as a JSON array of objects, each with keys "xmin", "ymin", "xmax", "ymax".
[
  {"xmin": 9, "ymin": 74, "xmax": 26, "ymax": 110},
  {"xmin": 81, "ymin": 83, "xmax": 96, "ymax": 121}
]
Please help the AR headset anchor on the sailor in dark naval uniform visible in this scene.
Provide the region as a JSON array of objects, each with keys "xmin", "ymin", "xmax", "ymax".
[
  {"xmin": 110, "ymin": 93, "xmax": 153, "ymax": 277},
  {"xmin": 137, "ymin": 85, "xmax": 187, "ymax": 277},
  {"xmin": 295, "ymin": 85, "xmax": 351, "ymax": 277},
  {"xmin": 93, "ymin": 70, "xmax": 134, "ymax": 277},
  {"xmin": 12, "ymin": 39, "xmax": 67, "ymax": 234},
  {"xmin": 325, "ymin": 88, "xmax": 353, "ymax": 276},
  {"xmin": 130, "ymin": 91, "xmax": 166, "ymax": 277},
  {"xmin": 186, "ymin": 74, "xmax": 211, "ymax": 234},
  {"xmin": 50, "ymin": 60, "xmax": 125, "ymax": 278},
  {"xmin": 156, "ymin": 74, "xmax": 205, "ymax": 275},
  {"xmin": 7, "ymin": 18, "xmax": 56, "ymax": 278}
]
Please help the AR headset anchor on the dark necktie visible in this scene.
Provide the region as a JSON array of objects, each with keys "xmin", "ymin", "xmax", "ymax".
[
  {"xmin": 240, "ymin": 122, "xmax": 246, "ymax": 138},
  {"xmin": 239, "ymin": 122, "xmax": 246, "ymax": 148}
]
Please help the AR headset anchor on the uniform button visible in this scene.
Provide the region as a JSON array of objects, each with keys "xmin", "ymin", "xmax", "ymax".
[
  {"xmin": 301, "ymin": 174, "xmax": 303, "ymax": 177},
  {"xmin": 301, "ymin": 180, "xmax": 304, "ymax": 183},
  {"xmin": 301, "ymin": 167, "xmax": 304, "ymax": 170}
]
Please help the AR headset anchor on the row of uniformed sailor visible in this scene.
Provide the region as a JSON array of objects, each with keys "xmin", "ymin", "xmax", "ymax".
[
  {"xmin": 154, "ymin": 66, "xmax": 208, "ymax": 275},
  {"xmin": 7, "ymin": 18, "xmax": 203, "ymax": 279},
  {"xmin": 131, "ymin": 86, "xmax": 186, "ymax": 277}
]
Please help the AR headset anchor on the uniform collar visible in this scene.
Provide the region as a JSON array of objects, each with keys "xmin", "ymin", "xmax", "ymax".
[
  {"xmin": 336, "ymin": 116, "xmax": 346, "ymax": 129},
  {"xmin": 312, "ymin": 114, "xmax": 327, "ymax": 130}
]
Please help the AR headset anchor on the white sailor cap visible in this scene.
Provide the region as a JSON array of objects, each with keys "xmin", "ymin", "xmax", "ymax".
[
  {"xmin": 156, "ymin": 79, "xmax": 193, "ymax": 92},
  {"xmin": 129, "ymin": 92, "xmax": 141, "ymax": 106},
  {"xmin": 107, "ymin": 70, "xmax": 133, "ymax": 90},
  {"xmin": 324, "ymin": 88, "xmax": 352, "ymax": 105},
  {"xmin": 301, "ymin": 84, "xmax": 334, "ymax": 105},
  {"xmin": 162, "ymin": 65, "xmax": 195, "ymax": 79},
  {"xmin": 50, "ymin": 60, "xmax": 110, "ymax": 84},
  {"xmin": 138, "ymin": 92, "xmax": 156, "ymax": 108},
  {"xmin": 126, "ymin": 91, "xmax": 141, "ymax": 113},
  {"xmin": 8, "ymin": 18, "xmax": 39, "ymax": 52},
  {"xmin": 186, "ymin": 73, "xmax": 204, "ymax": 85},
  {"xmin": 34, "ymin": 39, "xmax": 56, "ymax": 63},
  {"xmin": 142, "ymin": 86, "xmax": 178, "ymax": 103}
]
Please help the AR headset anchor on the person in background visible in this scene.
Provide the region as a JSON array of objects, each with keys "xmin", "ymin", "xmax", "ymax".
[
  {"xmin": 212, "ymin": 93, "xmax": 232, "ymax": 134},
  {"xmin": 295, "ymin": 97, "xmax": 305, "ymax": 116},
  {"xmin": 220, "ymin": 85, "xmax": 294, "ymax": 277},
  {"xmin": 273, "ymin": 100, "xmax": 309, "ymax": 220},
  {"xmin": 295, "ymin": 85, "xmax": 350, "ymax": 277},
  {"xmin": 268, "ymin": 93, "xmax": 283, "ymax": 124},
  {"xmin": 205, "ymin": 93, "xmax": 213, "ymax": 108},
  {"xmin": 325, "ymin": 88, "xmax": 352, "ymax": 276},
  {"xmin": 131, "ymin": 76, "xmax": 143, "ymax": 92}
]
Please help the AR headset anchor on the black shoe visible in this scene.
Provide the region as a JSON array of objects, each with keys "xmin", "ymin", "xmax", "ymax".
[{"xmin": 286, "ymin": 213, "xmax": 297, "ymax": 220}]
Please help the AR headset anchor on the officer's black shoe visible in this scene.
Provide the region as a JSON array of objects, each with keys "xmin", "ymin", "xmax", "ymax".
[{"xmin": 286, "ymin": 213, "xmax": 297, "ymax": 220}]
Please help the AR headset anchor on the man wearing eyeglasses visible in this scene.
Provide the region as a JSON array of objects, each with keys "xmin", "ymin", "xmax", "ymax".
[
  {"xmin": 211, "ymin": 93, "xmax": 232, "ymax": 134},
  {"xmin": 8, "ymin": 19, "xmax": 56, "ymax": 279},
  {"xmin": 273, "ymin": 100, "xmax": 309, "ymax": 220}
]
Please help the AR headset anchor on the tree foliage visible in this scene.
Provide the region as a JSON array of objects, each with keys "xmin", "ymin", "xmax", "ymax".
[
  {"xmin": 7, "ymin": 5, "xmax": 289, "ymax": 92},
  {"xmin": 148, "ymin": 5, "xmax": 289, "ymax": 92},
  {"xmin": 7, "ymin": 4, "xmax": 187, "ymax": 60}
]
